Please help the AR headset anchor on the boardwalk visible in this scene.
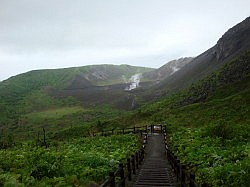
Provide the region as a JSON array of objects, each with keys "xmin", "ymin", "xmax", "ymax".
[{"xmin": 133, "ymin": 133, "xmax": 177, "ymax": 187}]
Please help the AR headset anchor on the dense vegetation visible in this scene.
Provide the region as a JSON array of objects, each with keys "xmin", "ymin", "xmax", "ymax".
[
  {"xmin": 122, "ymin": 51, "xmax": 250, "ymax": 186},
  {"xmin": 0, "ymin": 64, "xmax": 152, "ymax": 127},
  {"xmin": 0, "ymin": 47, "xmax": 249, "ymax": 186},
  {"xmin": 0, "ymin": 134, "xmax": 140, "ymax": 186},
  {"xmin": 1, "ymin": 104, "xmax": 126, "ymax": 144}
]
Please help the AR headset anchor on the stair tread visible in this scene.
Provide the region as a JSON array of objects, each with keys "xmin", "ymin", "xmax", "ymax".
[{"xmin": 132, "ymin": 134, "xmax": 177, "ymax": 187}]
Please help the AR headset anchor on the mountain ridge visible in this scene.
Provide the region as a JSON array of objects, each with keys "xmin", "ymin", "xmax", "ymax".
[
  {"xmin": 146, "ymin": 16, "xmax": 250, "ymax": 96},
  {"xmin": 0, "ymin": 16, "xmax": 250, "ymax": 187},
  {"xmin": 1, "ymin": 16, "xmax": 250, "ymax": 138}
]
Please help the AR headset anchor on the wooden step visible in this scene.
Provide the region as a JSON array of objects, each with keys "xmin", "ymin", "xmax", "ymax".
[{"xmin": 131, "ymin": 134, "xmax": 177, "ymax": 187}]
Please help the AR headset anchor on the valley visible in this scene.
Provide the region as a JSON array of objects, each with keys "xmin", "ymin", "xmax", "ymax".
[{"xmin": 0, "ymin": 16, "xmax": 250, "ymax": 187}]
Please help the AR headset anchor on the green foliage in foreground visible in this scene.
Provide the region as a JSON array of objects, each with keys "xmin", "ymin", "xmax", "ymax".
[
  {"xmin": 168, "ymin": 126, "xmax": 250, "ymax": 186},
  {"xmin": 0, "ymin": 134, "xmax": 140, "ymax": 187},
  {"xmin": 133, "ymin": 85, "xmax": 250, "ymax": 186},
  {"xmin": 122, "ymin": 52, "xmax": 250, "ymax": 186}
]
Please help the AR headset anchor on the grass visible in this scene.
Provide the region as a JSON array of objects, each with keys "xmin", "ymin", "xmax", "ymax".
[
  {"xmin": 0, "ymin": 64, "xmax": 153, "ymax": 127},
  {"xmin": 119, "ymin": 51, "xmax": 250, "ymax": 186},
  {"xmin": 25, "ymin": 106, "xmax": 90, "ymax": 121},
  {"xmin": 123, "ymin": 80, "xmax": 250, "ymax": 186},
  {"xmin": 0, "ymin": 46, "xmax": 249, "ymax": 186},
  {"xmin": 0, "ymin": 134, "xmax": 140, "ymax": 187},
  {"xmin": 1, "ymin": 104, "xmax": 127, "ymax": 142}
]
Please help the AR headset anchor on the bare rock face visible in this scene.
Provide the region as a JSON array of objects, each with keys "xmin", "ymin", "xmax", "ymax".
[
  {"xmin": 154, "ymin": 17, "xmax": 250, "ymax": 93},
  {"xmin": 142, "ymin": 57, "xmax": 193, "ymax": 81},
  {"xmin": 215, "ymin": 17, "xmax": 250, "ymax": 61},
  {"xmin": 67, "ymin": 75, "xmax": 93, "ymax": 89},
  {"xmin": 84, "ymin": 71, "xmax": 109, "ymax": 81}
]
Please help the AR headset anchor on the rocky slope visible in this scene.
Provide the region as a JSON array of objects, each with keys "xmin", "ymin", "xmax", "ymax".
[
  {"xmin": 142, "ymin": 57, "xmax": 193, "ymax": 81},
  {"xmin": 149, "ymin": 16, "xmax": 250, "ymax": 95}
]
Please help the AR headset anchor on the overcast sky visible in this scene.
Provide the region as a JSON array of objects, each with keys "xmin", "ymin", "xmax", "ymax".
[{"xmin": 0, "ymin": 0, "xmax": 249, "ymax": 81}]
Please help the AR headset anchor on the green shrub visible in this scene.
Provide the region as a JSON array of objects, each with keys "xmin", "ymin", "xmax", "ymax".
[{"xmin": 207, "ymin": 120, "xmax": 233, "ymax": 140}]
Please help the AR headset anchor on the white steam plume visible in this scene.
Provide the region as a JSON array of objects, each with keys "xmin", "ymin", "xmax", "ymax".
[{"xmin": 125, "ymin": 73, "xmax": 142, "ymax": 91}]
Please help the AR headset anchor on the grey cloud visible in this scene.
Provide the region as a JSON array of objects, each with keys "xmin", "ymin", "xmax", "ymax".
[{"xmin": 0, "ymin": 0, "xmax": 250, "ymax": 81}]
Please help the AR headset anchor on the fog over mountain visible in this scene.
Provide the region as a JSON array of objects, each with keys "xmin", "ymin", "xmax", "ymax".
[{"xmin": 0, "ymin": 0, "xmax": 250, "ymax": 80}]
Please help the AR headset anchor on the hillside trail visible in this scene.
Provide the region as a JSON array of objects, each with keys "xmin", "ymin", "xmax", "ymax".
[{"xmin": 130, "ymin": 133, "xmax": 177, "ymax": 187}]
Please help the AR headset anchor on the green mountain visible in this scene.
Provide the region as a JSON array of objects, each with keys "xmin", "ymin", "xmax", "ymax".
[
  {"xmin": 0, "ymin": 15, "xmax": 250, "ymax": 187},
  {"xmin": 0, "ymin": 64, "xmax": 153, "ymax": 100},
  {"xmin": 0, "ymin": 65, "xmax": 153, "ymax": 131},
  {"xmin": 1, "ymin": 17, "xmax": 250, "ymax": 131},
  {"xmin": 124, "ymin": 50, "xmax": 250, "ymax": 124},
  {"xmin": 140, "ymin": 16, "xmax": 250, "ymax": 100},
  {"xmin": 0, "ymin": 60, "xmax": 193, "ymax": 138},
  {"xmin": 121, "ymin": 50, "xmax": 250, "ymax": 186},
  {"xmin": 116, "ymin": 18, "xmax": 250, "ymax": 186}
]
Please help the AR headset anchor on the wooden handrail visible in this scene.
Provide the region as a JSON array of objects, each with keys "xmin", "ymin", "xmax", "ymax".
[
  {"xmin": 100, "ymin": 124, "xmax": 201, "ymax": 187},
  {"xmin": 163, "ymin": 127, "xmax": 200, "ymax": 187},
  {"xmin": 99, "ymin": 131, "xmax": 148, "ymax": 187},
  {"xmin": 94, "ymin": 125, "xmax": 150, "ymax": 137}
]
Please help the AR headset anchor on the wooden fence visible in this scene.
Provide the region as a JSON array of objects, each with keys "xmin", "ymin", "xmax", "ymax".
[
  {"xmin": 94, "ymin": 125, "xmax": 149, "ymax": 137},
  {"xmin": 95, "ymin": 124, "xmax": 164, "ymax": 137},
  {"xmin": 99, "ymin": 131, "xmax": 148, "ymax": 187},
  {"xmin": 163, "ymin": 126, "xmax": 200, "ymax": 187},
  {"xmin": 23, "ymin": 124, "xmax": 204, "ymax": 186}
]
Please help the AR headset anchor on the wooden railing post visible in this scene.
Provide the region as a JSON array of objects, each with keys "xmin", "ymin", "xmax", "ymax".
[
  {"xmin": 109, "ymin": 171, "xmax": 115, "ymax": 187},
  {"xmin": 171, "ymin": 152, "xmax": 175, "ymax": 168},
  {"xmin": 168, "ymin": 151, "xmax": 172, "ymax": 167},
  {"xmin": 37, "ymin": 132, "xmax": 40, "ymax": 144},
  {"xmin": 166, "ymin": 148, "xmax": 169, "ymax": 160},
  {"xmin": 180, "ymin": 164, "xmax": 186, "ymax": 187},
  {"xmin": 141, "ymin": 148, "xmax": 145, "ymax": 161},
  {"xmin": 122, "ymin": 128, "xmax": 125, "ymax": 134},
  {"xmin": 138, "ymin": 149, "xmax": 142, "ymax": 164},
  {"xmin": 169, "ymin": 151, "xmax": 173, "ymax": 167},
  {"xmin": 174, "ymin": 155, "xmax": 178, "ymax": 174},
  {"xmin": 131, "ymin": 155, "xmax": 136, "ymax": 174},
  {"xmin": 133, "ymin": 126, "xmax": 136, "ymax": 134},
  {"xmin": 139, "ymin": 148, "xmax": 144, "ymax": 163},
  {"xmin": 143, "ymin": 134, "xmax": 147, "ymax": 146},
  {"xmin": 43, "ymin": 128, "xmax": 47, "ymax": 148},
  {"xmin": 190, "ymin": 173, "xmax": 196, "ymax": 187},
  {"xmin": 119, "ymin": 163, "xmax": 125, "ymax": 187},
  {"xmin": 127, "ymin": 158, "xmax": 132, "ymax": 181},
  {"xmin": 201, "ymin": 183, "xmax": 209, "ymax": 187},
  {"xmin": 176, "ymin": 159, "xmax": 180, "ymax": 179},
  {"xmin": 136, "ymin": 152, "xmax": 139, "ymax": 169}
]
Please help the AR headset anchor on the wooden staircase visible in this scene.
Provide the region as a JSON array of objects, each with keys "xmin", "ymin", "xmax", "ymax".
[{"xmin": 133, "ymin": 133, "xmax": 177, "ymax": 187}]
